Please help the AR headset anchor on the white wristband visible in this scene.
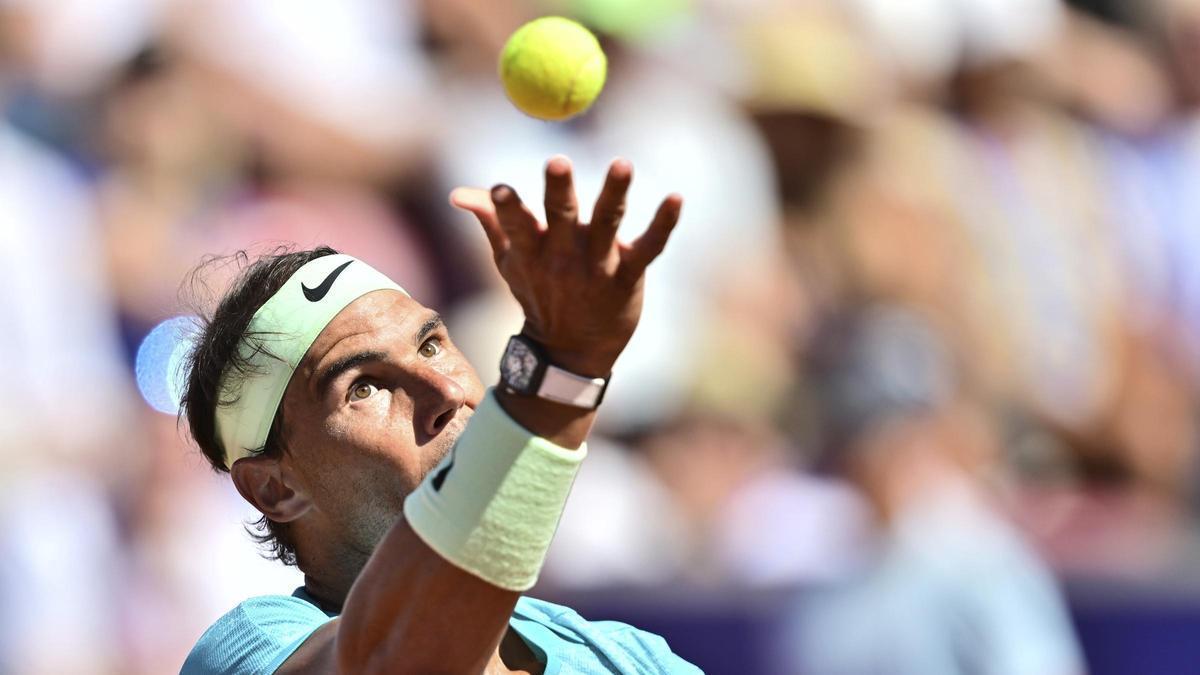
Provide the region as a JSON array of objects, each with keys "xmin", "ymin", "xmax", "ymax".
[{"xmin": 402, "ymin": 389, "xmax": 586, "ymax": 591}]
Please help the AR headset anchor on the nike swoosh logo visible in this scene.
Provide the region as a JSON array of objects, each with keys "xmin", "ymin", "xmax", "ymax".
[
  {"xmin": 301, "ymin": 260, "xmax": 354, "ymax": 302},
  {"xmin": 431, "ymin": 445, "xmax": 456, "ymax": 492}
]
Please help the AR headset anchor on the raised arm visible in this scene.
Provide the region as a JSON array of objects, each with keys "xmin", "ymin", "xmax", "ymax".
[{"xmin": 279, "ymin": 156, "xmax": 680, "ymax": 674}]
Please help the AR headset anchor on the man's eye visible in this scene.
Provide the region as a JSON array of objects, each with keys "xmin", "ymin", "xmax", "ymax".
[
  {"xmin": 350, "ymin": 382, "xmax": 378, "ymax": 401},
  {"xmin": 419, "ymin": 338, "xmax": 443, "ymax": 358}
]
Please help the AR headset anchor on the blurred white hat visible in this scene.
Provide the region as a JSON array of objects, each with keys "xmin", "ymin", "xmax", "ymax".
[
  {"xmin": 0, "ymin": 0, "xmax": 163, "ymax": 94},
  {"xmin": 170, "ymin": 0, "xmax": 431, "ymax": 148},
  {"xmin": 846, "ymin": 0, "xmax": 1064, "ymax": 83}
]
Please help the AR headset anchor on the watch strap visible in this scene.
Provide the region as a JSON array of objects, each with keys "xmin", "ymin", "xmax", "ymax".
[{"xmin": 537, "ymin": 365, "xmax": 608, "ymax": 408}]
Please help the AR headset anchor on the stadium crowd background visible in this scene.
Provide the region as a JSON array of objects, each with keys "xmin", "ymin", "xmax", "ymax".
[{"xmin": 3, "ymin": 0, "xmax": 1200, "ymax": 672}]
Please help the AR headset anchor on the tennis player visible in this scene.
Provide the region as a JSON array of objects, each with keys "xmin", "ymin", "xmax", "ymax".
[{"xmin": 179, "ymin": 156, "xmax": 700, "ymax": 674}]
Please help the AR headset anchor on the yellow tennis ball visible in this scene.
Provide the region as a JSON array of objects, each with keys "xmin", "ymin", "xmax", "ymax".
[{"xmin": 499, "ymin": 17, "xmax": 607, "ymax": 121}]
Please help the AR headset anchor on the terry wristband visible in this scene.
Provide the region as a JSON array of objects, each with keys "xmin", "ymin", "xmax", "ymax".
[{"xmin": 402, "ymin": 389, "xmax": 586, "ymax": 591}]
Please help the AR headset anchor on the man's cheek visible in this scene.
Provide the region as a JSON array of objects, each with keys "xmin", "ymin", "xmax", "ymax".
[{"xmin": 322, "ymin": 414, "xmax": 355, "ymax": 441}]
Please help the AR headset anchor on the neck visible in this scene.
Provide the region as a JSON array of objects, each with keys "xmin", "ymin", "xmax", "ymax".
[
  {"xmin": 297, "ymin": 540, "xmax": 373, "ymax": 613},
  {"xmin": 301, "ymin": 573, "xmax": 352, "ymax": 614}
]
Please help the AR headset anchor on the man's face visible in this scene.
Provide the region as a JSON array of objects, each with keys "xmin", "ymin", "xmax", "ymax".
[{"xmin": 275, "ymin": 289, "xmax": 484, "ymax": 559}]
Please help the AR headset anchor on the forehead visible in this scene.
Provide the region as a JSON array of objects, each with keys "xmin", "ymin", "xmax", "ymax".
[{"xmin": 302, "ymin": 289, "xmax": 426, "ymax": 366}]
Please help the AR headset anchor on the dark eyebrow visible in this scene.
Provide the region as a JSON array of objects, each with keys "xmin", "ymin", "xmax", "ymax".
[
  {"xmin": 314, "ymin": 350, "xmax": 387, "ymax": 397},
  {"xmin": 414, "ymin": 313, "xmax": 444, "ymax": 346}
]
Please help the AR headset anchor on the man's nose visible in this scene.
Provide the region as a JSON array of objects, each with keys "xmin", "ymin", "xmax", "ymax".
[{"xmin": 412, "ymin": 366, "xmax": 467, "ymax": 440}]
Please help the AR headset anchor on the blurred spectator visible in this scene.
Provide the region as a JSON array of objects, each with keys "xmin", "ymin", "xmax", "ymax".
[
  {"xmin": 640, "ymin": 412, "xmax": 869, "ymax": 587},
  {"xmin": 164, "ymin": 0, "xmax": 437, "ymax": 181},
  {"xmin": 0, "ymin": 118, "xmax": 130, "ymax": 673},
  {"xmin": 780, "ymin": 305, "xmax": 1084, "ymax": 675}
]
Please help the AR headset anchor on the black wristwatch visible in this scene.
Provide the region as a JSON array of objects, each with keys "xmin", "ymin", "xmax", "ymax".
[{"xmin": 499, "ymin": 334, "xmax": 610, "ymax": 409}]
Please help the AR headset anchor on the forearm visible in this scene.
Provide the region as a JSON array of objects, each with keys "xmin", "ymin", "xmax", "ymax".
[
  {"xmin": 330, "ymin": 152, "xmax": 678, "ymax": 673},
  {"xmin": 336, "ymin": 519, "xmax": 516, "ymax": 674},
  {"xmin": 337, "ymin": 389, "xmax": 586, "ymax": 672}
]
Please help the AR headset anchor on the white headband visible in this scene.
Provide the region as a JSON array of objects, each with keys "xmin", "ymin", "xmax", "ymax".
[{"xmin": 214, "ymin": 254, "xmax": 407, "ymax": 468}]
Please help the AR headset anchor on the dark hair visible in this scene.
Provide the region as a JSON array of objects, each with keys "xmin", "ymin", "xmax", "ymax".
[
  {"xmin": 181, "ymin": 245, "xmax": 339, "ymax": 566},
  {"xmin": 805, "ymin": 303, "xmax": 954, "ymax": 465}
]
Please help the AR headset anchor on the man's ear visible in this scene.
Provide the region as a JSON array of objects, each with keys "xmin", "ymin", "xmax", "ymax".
[{"xmin": 230, "ymin": 454, "xmax": 313, "ymax": 523}]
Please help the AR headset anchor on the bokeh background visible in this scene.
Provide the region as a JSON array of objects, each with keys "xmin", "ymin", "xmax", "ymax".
[{"xmin": 4, "ymin": 0, "xmax": 1200, "ymax": 673}]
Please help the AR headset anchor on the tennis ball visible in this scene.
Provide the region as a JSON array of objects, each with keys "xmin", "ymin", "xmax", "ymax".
[{"xmin": 499, "ymin": 17, "xmax": 607, "ymax": 121}]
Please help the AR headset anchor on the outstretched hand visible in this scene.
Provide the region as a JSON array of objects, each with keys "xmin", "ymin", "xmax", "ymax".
[{"xmin": 450, "ymin": 155, "xmax": 682, "ymax": 377}]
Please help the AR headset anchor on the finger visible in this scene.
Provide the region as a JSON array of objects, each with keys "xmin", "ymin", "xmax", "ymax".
[
  {"xmin": 588, "ymin": 158, "xmax": 632, "ymax": 263},
  {"xmin": 622, "ymin": 193, "xmax": 683, "ymax": 277},
  {"xmin": 491, "ymin": 184, "xmax": 541, "ymax": 255},
  {"xmin": 450, "ymin": 186, "xmax": 494, "ymax": 213},
  {"xmin": 543, "ymin": 155, "xmax": 579, "ymax": 251},
  {"xmin": 450, "ymin": 187, "xmax": 508, "ymax": 258}
]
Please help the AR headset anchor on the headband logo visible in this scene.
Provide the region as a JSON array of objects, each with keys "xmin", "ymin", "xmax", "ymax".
[{"xmin": 302, "ymin": 260, "xmax": 354, "ymax": 302}]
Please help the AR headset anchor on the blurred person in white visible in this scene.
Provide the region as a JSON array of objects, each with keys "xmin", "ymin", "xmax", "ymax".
[
  {"xmin": 997, "ymin": 4, "xmax": 1200, "ymax": 578},
  {"xmin": 845, "ymin": 0, "xmax": 1133, "ymax": 438},
  {"xmin": 1035, "ymin": 7, "xmax": 1178, "ymax": 345},
  {"xmin": 779, "ymin": 305, "xmax": 1083, "ymax": 675},
  {"xmin": 1079, "ymin": 0, "xmax": 1200, "ymax": 384},
  {"xmin": 943, "ymin": 0, "xmax": 1129, "ymax": 435},
  {"xmin": 0, "ymin": 118, "xmax": 129, "ymax": 670},
  {"xmin": 631, "ymin": 409, "xmax": 871, "ymax": 588},
  {"xmin": 1138, "ymin": 0, "xmax": 1200, "ymax": 381},
  {"xmin": 731, "ymin": 1, "xmax": 1026, "ymax": 423}
]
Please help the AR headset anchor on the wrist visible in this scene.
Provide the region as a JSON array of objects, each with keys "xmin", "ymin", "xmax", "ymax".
[
  {"xmin": 499, "ymin": 334, "xmax": 611, "ymax": 410},
  {"xmin": 493, "ymin": 385, "xmax": 597, "ymax": 448},
  {"xmin": 537, "ymin": 347, "xmax": 614, "ymax": 379},
  {"xmin": 519, "ymin": 325, "xmax": 620, "ymax": 378}
]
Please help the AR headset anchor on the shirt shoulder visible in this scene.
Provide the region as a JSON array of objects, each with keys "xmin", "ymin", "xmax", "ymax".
[
  {"xmin": 181, "ymin": 595, "xmax": 333, "ymax": 675},
  {"xmin": 514, "ymin": 597, "xmax": 702, "ymax": 674}
]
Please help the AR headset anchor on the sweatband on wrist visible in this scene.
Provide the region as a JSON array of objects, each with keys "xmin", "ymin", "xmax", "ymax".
[
  {"xmin": 214, "ymin": 254, "xmax": 407, "ymax": 468},
  {"xmin": 403, "ymin": 389, "xmax": 586, "ymax": 591}
]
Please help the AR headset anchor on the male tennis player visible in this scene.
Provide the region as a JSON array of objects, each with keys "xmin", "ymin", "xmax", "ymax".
[{"xmin": 179, "ymin": 156, "xmax": 699, "ymax": 674}]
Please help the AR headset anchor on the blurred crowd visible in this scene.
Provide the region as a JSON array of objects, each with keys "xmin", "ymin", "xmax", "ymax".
[{"xmin": 4, "ymin": 0, "xmax": 1200, "ymax": 672}]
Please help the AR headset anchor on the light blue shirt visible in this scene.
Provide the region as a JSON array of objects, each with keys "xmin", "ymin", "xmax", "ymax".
[
  {"xmin": 781, "ymin": 485, "xmax": 1083, "ymax": 675},
  {"xmin": 181, "ymin": 587, "xmax": 701, "ymax": 674}
]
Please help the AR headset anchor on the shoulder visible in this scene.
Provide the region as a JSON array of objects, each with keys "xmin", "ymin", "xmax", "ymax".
[
  {"xmin": 181, "ymin": 595, "xmax": 334, "ymax": 675},
  {"xmin": 515, "ymin": 597, "xmax": 702, "ymax": 674}
]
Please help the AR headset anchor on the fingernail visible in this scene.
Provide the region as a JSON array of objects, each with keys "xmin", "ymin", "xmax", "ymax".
[
  {"xmin": 491, "ymin": 184, "xmax": 512, "ymax": 203},
  {"xmin": 546, "ymin": 155, "xmax": 571, "ymax": 175}
]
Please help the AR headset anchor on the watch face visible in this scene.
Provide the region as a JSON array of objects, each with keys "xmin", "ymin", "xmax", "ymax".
[{"xmin": 503, "ymin": 338, "xmax": 539, "ymax": 392}]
